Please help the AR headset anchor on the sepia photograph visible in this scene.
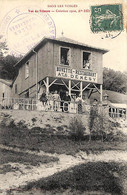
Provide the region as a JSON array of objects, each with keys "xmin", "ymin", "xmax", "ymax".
[{"xmin": 0, "ymin": 0, "xmax": 127, "ymax": 194}]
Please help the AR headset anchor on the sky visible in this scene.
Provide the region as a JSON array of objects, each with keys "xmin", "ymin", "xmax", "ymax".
[{"xmin": 0, "ymin": 0, "xmax": 127, "ymax": 72}]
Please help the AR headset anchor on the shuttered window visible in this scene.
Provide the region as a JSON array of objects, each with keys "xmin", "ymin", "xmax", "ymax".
[
  {"xmin": 15, "ymin": 84, "xmax": 17, "ymax": 94},
  {"xmin": 25, "ymin": 61, "xmax": 29, "ymax": 79},
  {"xmin": 82, "ymin": 52, "xmax": 91, "ymax": 69},
  {"xmin": 60, "ymin": 47, "xmax": 70, "ymax": 66}
]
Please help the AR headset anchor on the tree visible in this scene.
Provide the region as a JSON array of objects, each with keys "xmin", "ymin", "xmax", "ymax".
[
  {"xmin": 0, "ymin": 36, "xmax": 8, "ymax": 57},
  {"xmin": 0, "ymin": 36, "xmax": 22, "ymax": 80},
  {"xmin": 0, "ymin": 36, "xmax": 8, "ymax": 68},
  {"xmin": 0, "ymin": 55, "xmax": 21, "ymax": 80},
  {"xmin": 103, "ymin": 67, "xmax": 127, "ymax": 94}
]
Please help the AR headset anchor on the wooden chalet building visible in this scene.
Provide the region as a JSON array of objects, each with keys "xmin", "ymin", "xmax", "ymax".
[{"xmin": 12, "ymin": 37, "xmax": 108, "ymax": 101}]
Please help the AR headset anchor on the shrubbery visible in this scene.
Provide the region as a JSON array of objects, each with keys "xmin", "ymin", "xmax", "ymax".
[
  {"xmin": 69, "ymin": 117, "xmax": 86, "ymax": 141},
  {"xmin": 69, "ymin": 106, "xmax": 122, "ymax": 142},
  {"xmin": 89, "ymin": 105, "xmax": 121, "ymax": 142}
]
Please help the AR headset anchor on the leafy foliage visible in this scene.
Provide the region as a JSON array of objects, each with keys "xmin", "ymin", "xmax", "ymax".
[
  {"xmin": 89, "ymin": 105, "xmax": 121, "ymax": 141},
  {"xmin": 0, "ymin": 55, "xmax": 21, "ymax": 80},
  {"xmin": 69, "ymin": 117, "xmax": 86, "ymax": 140},
  {"xmin": 103, "ymin": 67, "xmax": 127, "ymax": 94},
  {"xmin": 0, "ymin": 36, "xmax": 8, "ymax": 60},
  {"xmin": 0, "ymin": 36, "xmax": 22, "ymax": 80}
]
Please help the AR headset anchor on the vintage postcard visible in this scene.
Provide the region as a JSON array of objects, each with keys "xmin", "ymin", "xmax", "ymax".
[{"xmin": 0, "ymin": 0, "xmax": 127, "ymax": 194}]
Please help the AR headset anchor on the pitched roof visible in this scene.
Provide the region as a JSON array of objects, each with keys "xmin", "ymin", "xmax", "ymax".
[
  {"xmin": 55, "ymin": 37, "xmax": 108, "ymax": 53},
  {"xmin": 91, "ymin": 90, "xmax": 127, "ymax": 104},
  {"xmin": 0, "ymin": 79, "xmax": 12, "ymax": 86},
  {"xmin": 14, "ymin": 36, "xmax": 109, "ymax": 68},
  {"xmin": 110, "ymin": 103, "xmax": 127, "ymax": 109}
]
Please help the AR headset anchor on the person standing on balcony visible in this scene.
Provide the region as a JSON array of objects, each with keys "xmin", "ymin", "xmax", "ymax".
[
  {"xmin": 60, "ymin": 89, "xmax": 66, "ymax": 112},
  {"xmin": 47, "ymin": 91, "xmax": 54, "ymax": 111},
  {"xmin": 82, "ymin": 95, "xmax": 90, "ymax": 114},
  {"xmin": 75, "ymin": 94, "xmax": 83, "ymax": 113},
  {"xmin": 53, "ymin": 90, "xmax": 61, "ymax": 111},
  {"xmin": 40, "ymin": 90, "xmax": 47, "ymax": 106},
  {"xmin": 63, "ymin": 91, "xmax": 71, "ymax": 112}
]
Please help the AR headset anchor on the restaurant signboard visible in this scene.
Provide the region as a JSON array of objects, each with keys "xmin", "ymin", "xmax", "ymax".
[{"xmin": 56, "ymin": 66, "xmax": 97, "ymax": 83}]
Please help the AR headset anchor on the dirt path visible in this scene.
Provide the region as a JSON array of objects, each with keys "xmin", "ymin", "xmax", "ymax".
[
  {"xmin": 0, "ymin": 148, "xmax": 83, "ymax": 194},
  {"xmin": 0, "ymin": 145, "xmax": 127, "ymax": 195},
  {"xmin": 121, "ymin": 127, "xmax": 127, "ymax": 135}
]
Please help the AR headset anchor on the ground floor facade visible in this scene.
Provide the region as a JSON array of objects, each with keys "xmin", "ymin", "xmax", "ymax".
[
  {"xmin": 18, "ymin": 76, "xmax": 103, "ymax": 102},
  {"xmin": 0, "ymin": 76, "xmax": 126, "ymax": 120}
]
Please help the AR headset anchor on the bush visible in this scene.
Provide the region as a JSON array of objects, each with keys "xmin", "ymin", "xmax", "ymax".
[
  {"xmin": 69, "ymin": 117, "xmax": 86, "ymax": 141},
  {"xmin": 89, "ymin": 105, "xmax": 122, "ymax": 142}
]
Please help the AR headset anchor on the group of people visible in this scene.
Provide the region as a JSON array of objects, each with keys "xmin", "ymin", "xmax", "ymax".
[
  {"xmin": 39, "ymin": 89, "xmax": 92, "ymax": 113},
  {"xmin": 39, "ymin": 90, "xmax": 71, "ymax": 112}
]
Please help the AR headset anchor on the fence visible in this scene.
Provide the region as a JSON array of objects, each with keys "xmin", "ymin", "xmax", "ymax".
[
  {"xmin": 0, "ymin": 98, "xmax": 126, "ymax": 119},
  {"xmin": 109, "ymin": 106, "xmax": 126, "ymax": 119},
  {"xmin": 0, "ymin": 98, "xmax": 91, "ymax": 114},
  {"xmin": 0, "ymin": 98, "xmax": 37, "ymax": 111}
]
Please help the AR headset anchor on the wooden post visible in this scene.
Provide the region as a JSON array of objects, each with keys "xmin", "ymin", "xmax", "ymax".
[
  {"xmin": 100, "ymin": 84, "xmax": 103, "ymax": 103},
  {"xmin": 111, "ymin": 107, "xmax": 113, "ymax": 117},
  {"xmin": 69, "ymin": 80, "xmax": 71, "ymax": 96},
  {"xmin": 36, "ymin": 52, "xmax": 38, "ymax": 99},
  {"xmin": 117, "ymin": 108, "xmax": 119, "ymax": 118},
  {"xmin": 32, "ymin": 50, "xmax": 38, "ymax": 100},
  {"xmin": 31, "ymin": 99, "xmax": 33, "ymax": 111},
  {"xmin": 114, "ymin": 108, "xmax": 117, "ymax": 118},
  {"xmin": 46, "ymin": 77, "xmax": 49, "ymax": 95},
  {"xmin": 80, "ymin": 81, "xmax": 83, "ymax": 98}
]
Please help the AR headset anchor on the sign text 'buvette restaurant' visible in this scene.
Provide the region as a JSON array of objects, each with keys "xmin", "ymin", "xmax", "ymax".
[{"xmin": 56, "ymin": 67, "xmax": 97, "ymax": 83}]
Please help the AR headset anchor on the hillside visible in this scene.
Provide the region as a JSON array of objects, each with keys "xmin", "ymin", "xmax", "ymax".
[{"xmin": 91, "ymin": 90, "xmax": 127, "ymax": 104}]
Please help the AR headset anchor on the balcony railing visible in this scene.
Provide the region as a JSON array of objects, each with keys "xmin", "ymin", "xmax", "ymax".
[
  {"xmin": 0, "ymin": 98, "xmax": 37, "ymax": 111},
  {"xmin": 0, "ymin": 98, "xmax": 126, "ymax": 119},
  {"xmin": 0, "ymin": 97, "xmax": 91, "ymax": 114}
]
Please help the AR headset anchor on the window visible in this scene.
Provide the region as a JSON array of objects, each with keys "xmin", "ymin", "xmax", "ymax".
[
  {"xmin": 2, "ymin": 93, "xmax": 5, "ymax": 99},
  {"xmin": 60, "ymin": 47, "xmax": 70, "ymax": 66},
  {"xmin": 25, "ymin": 61, "xmax": 29, "ymax": 79},
  {"xmin": 15, "ymin": 84, "xmax": 17, "ymax": 94},
  {"xmin": 82, "ymin": 52, "xmax": 91, "ymax": 69}
]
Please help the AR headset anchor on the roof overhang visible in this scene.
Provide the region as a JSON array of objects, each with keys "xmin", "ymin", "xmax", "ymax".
[
  {"xmin": 14, "ymin": 36, "xmax": 109, "ymax": 69},
  {"xmin": 0, "ymin": 79, "xmax": 12, "ymax": 86}
]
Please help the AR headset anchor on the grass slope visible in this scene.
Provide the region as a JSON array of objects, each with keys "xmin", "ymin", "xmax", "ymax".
[
  {"xmin": 0, "ymin": 124, "xmax": 127, "ymax": 155},
  {"xmin": 0, "ymin": 148, "xmax": 58, "ymax": 166},
  {"xmin": 24, "ymin": 162, "xmax": 126, "ymax": 195}
]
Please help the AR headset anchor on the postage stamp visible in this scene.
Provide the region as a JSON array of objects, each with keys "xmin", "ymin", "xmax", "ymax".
[
  {"xmin": 90, "ymin": 4, "xmax": 123, "ymax": 33},
  {"xmin": 0, "ymin": 5, "xmax": 56, "ymax": 55}
]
